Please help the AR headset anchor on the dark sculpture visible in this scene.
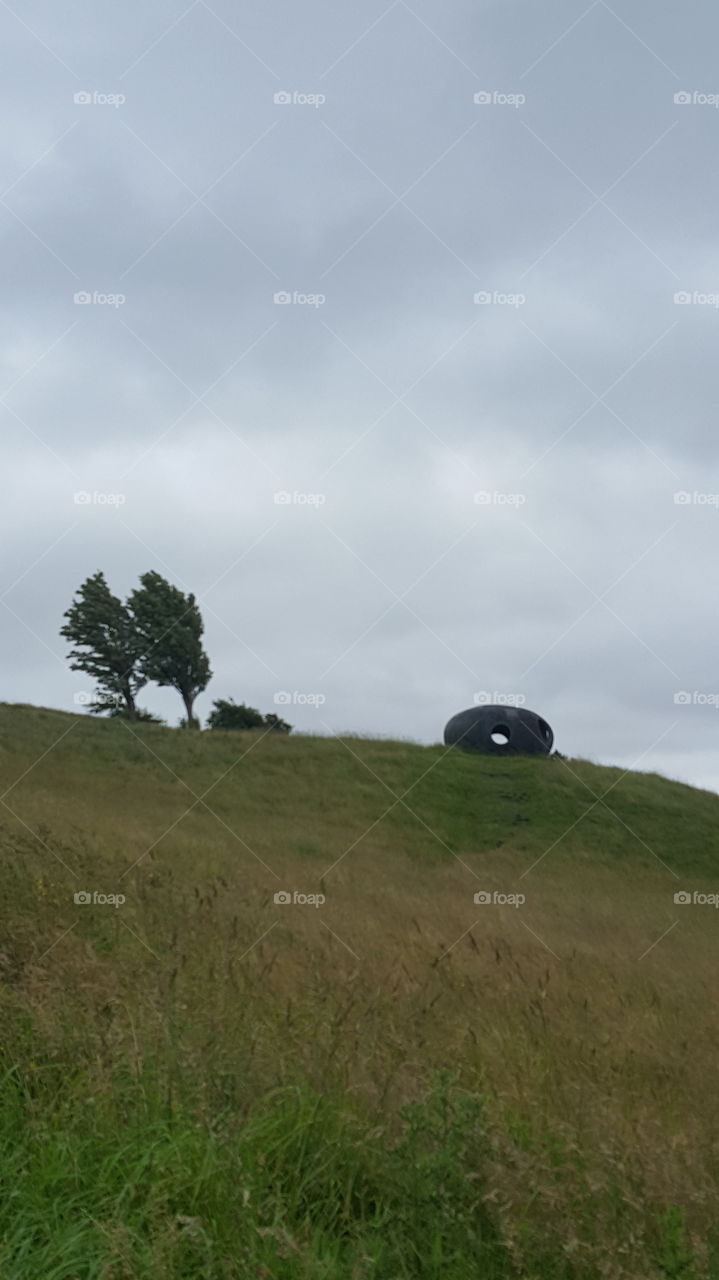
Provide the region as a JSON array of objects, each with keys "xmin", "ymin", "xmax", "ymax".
[{"xmin": 444, "ymin": 704, "xmax": 554, "ymax": 756}]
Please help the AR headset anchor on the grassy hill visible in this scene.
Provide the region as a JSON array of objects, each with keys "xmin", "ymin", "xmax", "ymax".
[{"xmin": 1, "ymin": 702, "xmax": 718, "ymax": 1278}]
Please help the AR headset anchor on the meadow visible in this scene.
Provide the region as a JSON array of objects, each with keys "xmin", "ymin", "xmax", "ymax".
[{"xmin": 1, "ymin": 702, "xmax": 717, "ymax": 1278}]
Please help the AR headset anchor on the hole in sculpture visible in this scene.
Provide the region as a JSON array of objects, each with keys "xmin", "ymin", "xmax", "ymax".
[
  {"xmin": 538, "ymin": 718, "xmax": 551, "ymax": 741},
  {"xmin": 490, "ymin": 725, "xmax": 510, "ymax": 746}
]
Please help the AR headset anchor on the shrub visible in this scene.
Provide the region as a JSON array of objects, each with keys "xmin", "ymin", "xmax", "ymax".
[{"xmin": 207, "ymin": 698, "xmax": 292, "ymax": 734}]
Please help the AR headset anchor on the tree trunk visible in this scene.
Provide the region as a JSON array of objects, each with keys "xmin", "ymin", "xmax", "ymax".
[
  {"xmin": 181, "ymin": 690, "xmax": 196, "ymax": 728},
  {"xmin": 123, "ymin": 685, "xmax": 137, "ymax": 722}
]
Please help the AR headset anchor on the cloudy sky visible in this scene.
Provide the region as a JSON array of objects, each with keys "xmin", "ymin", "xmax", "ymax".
[{"xmin": 2, "ymin": 0, "xmax": 718, "ymax": 788}]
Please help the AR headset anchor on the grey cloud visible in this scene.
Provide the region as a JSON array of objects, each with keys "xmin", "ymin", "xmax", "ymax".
[{"xmin": 2, "ymin": 0, "xmax": 718, "ymax": 791}]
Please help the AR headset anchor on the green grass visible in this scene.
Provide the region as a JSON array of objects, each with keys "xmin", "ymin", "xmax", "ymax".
[
  {"xmin": 1, "ymin": 702, "xmax": 718, "ymax": 1277},
  {"xmin": 0, "ymin": 1066, "xmax": 510, "ymax": 1279}
]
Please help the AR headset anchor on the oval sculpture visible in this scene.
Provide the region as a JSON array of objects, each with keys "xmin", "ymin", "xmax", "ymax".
[{"xmin": 444, "ymin": 704, "xmax": 554, "ymax": 756}]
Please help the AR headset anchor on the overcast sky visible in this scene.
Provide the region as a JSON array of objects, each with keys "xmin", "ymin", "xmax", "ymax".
[{"xmin": 2, "ymin": 0, "xmax": 718, "ymax": 789}]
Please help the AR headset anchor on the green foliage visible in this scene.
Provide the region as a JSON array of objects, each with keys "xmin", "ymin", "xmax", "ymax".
[
  {"xmin": 86, "ymin": 692, "xmax": 124, "ymax": 716},
  {"xmin": 654, "ymin": 1206, "xmax": 698, "ymax": 1279},
  {"xmin": 386, "ymin": 1071, "xmax": 504, "ymax": 1272},
  {"xmin": 62, "ymin": 571, "xmax": 212, "ymax": 727},
  {"xmin": 263, "ymin": 711, "xmax": 293, "ymax": 734},
  {"xmin": 97, "ymin": 705, "xmax": 166, "ymax": 724},
  {"xmin": 0, "ymin": 1061, "xmax": 509, "ymax": 1279},
  {"xmin": 207, "ymin": 697, "xmax": 263, "ymax": 730},
  {"xmin": 0, "ymin": 1052, "xmax": 706, "ymax": 1279},
  {"xmin": 128, "ymin": 572, "xmax": 212, "ymax": 728},
  {"xmin": 206, "ymin": 697, "xmax": 292, "ymax": 734},
  {"xmin": 60, "ymin": 571, "xmax": 146, "ymax": 720}
]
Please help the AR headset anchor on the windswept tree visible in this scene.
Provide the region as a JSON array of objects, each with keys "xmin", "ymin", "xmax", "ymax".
[
  {"xmin": 130, "ymin": 572, "xmax": 211, "ymax": 728},
  {"xmin": 61, "ymin": 571, "xmax": 146, "ymax": 720}
]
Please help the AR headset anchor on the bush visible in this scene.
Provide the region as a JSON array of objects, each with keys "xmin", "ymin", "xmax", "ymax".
[
  {"xmin": 262, "ymin": 712, "xmax": 292, "ymax": 734},
  {"xmin": 206, "ymin": 698, "xmax": 292, "ymax": 734}
]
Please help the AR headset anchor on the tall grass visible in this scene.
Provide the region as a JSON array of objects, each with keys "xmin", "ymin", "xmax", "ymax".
[{"xmin": 1, "ymin": 704, "xmax": 718, "ymax": 1276}]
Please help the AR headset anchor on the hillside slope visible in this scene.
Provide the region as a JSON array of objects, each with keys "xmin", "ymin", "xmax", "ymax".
[
  {"xmin": 1, "ymin": 701, "xmax": 717, "ymax": 877},
  {"xmin": 1, "ymin": 702, "xmax": 718, "ymax": 1278}
]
